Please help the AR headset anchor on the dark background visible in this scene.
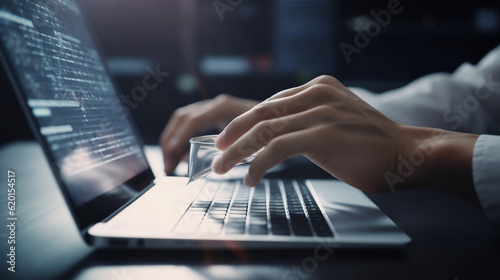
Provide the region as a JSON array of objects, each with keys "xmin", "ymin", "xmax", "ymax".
[{"xmin": 1, "ymin": 0, "xmax": 499, "ymax": 145}]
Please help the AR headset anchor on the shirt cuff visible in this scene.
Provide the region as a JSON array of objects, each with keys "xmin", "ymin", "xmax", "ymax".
[{"xmin": 473, "ymin": 134, "xmax": 500, "ymax": 229}]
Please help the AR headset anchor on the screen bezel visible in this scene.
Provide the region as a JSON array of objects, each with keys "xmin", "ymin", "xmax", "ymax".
[{"xmin": 0, "ymin": 0, "xmax": 157, "ymax": 236}]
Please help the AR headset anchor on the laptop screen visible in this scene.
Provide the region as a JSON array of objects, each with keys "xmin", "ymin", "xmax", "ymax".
[{"xmin": 0, "ymin": 0, "xmax": 153, "ymax": 227}]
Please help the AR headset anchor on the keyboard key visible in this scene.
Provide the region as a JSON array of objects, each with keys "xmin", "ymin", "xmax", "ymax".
[
  {"xmin": 226, "ymin": 226, "xmax": 245, "ymax": 235},
  {"xmin": 249, "ymin": 225, "xmax": 268, "ymax": 235}
]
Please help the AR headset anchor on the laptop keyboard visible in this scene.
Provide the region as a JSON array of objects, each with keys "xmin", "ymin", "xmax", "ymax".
[{"xmin": 173, "ymin": 179, "xmax": 334, "ymax": 237}]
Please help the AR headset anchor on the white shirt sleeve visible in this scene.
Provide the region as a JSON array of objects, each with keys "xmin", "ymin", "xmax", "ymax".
[
  {"xmin": 473, "ymin": 135, "xmax": 500, "ymax": 229},
  {"xmin": 350, "ymin": 45, "xmax": 500, "ymax": 228},
  {"xmin": 352, "ymin": 44, "xmax": 500, "ymax": 135}
]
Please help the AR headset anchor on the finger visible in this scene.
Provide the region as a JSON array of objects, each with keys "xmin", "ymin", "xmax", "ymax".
[
  {"xmin": 243, "ymin": 129, "xmax": 314, "ymax": 187},
  {"xmin": 216, "ymin": 83, "xmax": 336, "ymax": 150},
  {"xmin": 160, "ymin": 112, "xmax": 184, "ymax": 150},
  {"xmin": 212, "ymin": 107, "xmax": 324, "ymax": 174},
  {"xmin": 266, "ymin": 75, "xmax": 342, "ymax": 102},
  {"xmin": 160, "ymin": 113, "xmax": 188, "ymax": 174}
]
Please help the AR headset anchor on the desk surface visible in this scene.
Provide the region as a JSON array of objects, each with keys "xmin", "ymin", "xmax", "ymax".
[{"xmin": 0, "ymin": 141, "xmax": 499, "ymax": 280}]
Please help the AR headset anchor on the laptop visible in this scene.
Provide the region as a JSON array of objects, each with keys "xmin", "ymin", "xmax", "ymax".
[{"xmin": 0, "ymin": 0, "xmax": 410, "ymax": 248}]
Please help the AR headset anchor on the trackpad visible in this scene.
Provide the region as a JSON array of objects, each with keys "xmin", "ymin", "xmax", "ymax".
[{"xmin": 310, "ymin": 180, "xmax": 406, "ymax": 239}]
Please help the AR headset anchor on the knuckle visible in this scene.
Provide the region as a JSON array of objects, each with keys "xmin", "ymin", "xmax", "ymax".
[
  {"xmin": 255, "ymin": 119, "xmax": 272, "ymax": 131},
  {"xmin": 215, "ymin": 93, "xmax": 232, "ymax": 104},
  {"xmin": 253, "ymin": 121, "xmax": 275, "ymax": 145},
  {"xmin": 306, "ymin": 84, "xmax": 334, "ymax": 100},
  {"xmin": 314, "ymin": 104, "xmax": 332, "ymax": 114},
  {"xmin": 252, "ymin": 102, "xmax": 270, "ymax": 115},
  {"xmin": 305, "ymin": 81, "xmax": 347, "ymax": 104},
  {"xmin": 308, "ymin": 83, "xmax": 331, "ymax": 93},
  {"xmin": 312, "ymin": 104, "xmax": 335, "ymax": 122},
  {"xmin": 314, "ymin": 75, "xmax": 339, "ymax": 86},
  {"xmin": 266, "ymin": 137, "xmax": 287, "ymax": 154},
  {"xmin": 225, "ymin": 116, "xmax": 241, "ymax": 133},
  {"xmin": 228, "ymin": 114, "xmax": 241, "ymax": 126},
  {"xmin": 172, "ymin": 108, "xmax": 186, "ymax": 118},
  {"xmin": 318, "ymin": 123, "xmax": 335, "ymax": 133}
]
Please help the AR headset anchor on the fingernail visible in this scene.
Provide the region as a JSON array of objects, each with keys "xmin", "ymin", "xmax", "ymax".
[
  {"xmin": 211, "ymin": 155, "xmax": 222, "ymax": 173},
  {"xmin": 215, "ymin": 131, "xmax": 225, "ymax": 149},
  {"xmin": 244, "ymin": 173, "xmax": 255, "ymax": 187}
]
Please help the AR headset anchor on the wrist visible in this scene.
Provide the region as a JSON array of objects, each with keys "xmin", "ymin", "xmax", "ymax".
[{"xmin": 393, "ymin": 126, "xmax": 479, "ymax": 191}]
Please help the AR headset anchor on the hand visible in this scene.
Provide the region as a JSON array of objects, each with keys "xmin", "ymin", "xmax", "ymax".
[
  {"xmin": 160, "ymin": 94, "xmax": 258, "ymax": 175},
  {"xmin": 211, "ymin": 75, "xmax": 479, "ymax": 192}
]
